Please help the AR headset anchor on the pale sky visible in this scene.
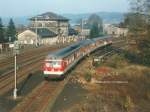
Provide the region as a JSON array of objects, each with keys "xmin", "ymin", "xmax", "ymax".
[{"xmin": 0, "ymin": 0, "xmax": 129, "ymax": 17}]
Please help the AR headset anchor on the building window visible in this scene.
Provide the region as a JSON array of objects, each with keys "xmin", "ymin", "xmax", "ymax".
[
  {"xmin": 24, "ymin": 40, "xmax": 27, "ymax": 44},
  {"xmin": 37, "ymin": 23, "xmax": 42, "ymax": 27},
  {"xmin": 30, "ymin": 39, "xmax": 34, "ymax": 44}
]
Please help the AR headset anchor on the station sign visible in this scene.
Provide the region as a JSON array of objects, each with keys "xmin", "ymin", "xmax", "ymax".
[{"xmin": 13, "ymin": 41, "xmax": 20, "ymax": 55}]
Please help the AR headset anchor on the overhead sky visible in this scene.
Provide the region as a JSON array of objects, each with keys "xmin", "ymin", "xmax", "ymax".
[{"xmin": 0, "ymin": 0, "xmax": 129, "ymax": 17}]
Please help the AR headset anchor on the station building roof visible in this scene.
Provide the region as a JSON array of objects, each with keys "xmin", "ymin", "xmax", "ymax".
[
  {"xmin": 30, "ymin": 28, "xmax": 57, "ymax": 38},
  {"xmin": 30, "ymin": 12, "xmax": 69, "ymax": 21}
]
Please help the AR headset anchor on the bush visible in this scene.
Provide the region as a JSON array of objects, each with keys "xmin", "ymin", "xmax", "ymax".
[
  {"xmin": 84, "ymin": 73, "xmax": 92, "ymax": 82},
  {"xmin": 105, "ymin": 54, "xmax": 128, "ymax": 68},
  {"xmin": 93, "ymin": 61, "xmax": 102, "ymax": 67},
  {"xmin": 147, "ymin": 92, "xmax": 150, "ymax": 100},
  {"xmin": 124, "ymin": 95, "xmax": 134, "ymax": 112}
]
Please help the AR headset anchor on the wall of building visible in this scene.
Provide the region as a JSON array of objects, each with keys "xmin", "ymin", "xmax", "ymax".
[
  {"xmin": 103, "ymin": 24, "xmax": 128, "ymax": 37},
  {"xmin": 41, "ymin": 37, "xmax": 58, "ymax": 45},
  {"xmin": 30, "ymin": 20, "xmax": 69, "ymax": 36},
  {"xmin": 18, "ymin": 30, "xmax": 38, "ymax": 45}
]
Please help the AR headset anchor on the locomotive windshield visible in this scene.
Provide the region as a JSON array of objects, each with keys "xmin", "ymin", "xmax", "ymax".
[
  {"xmin": 52, "ymin": 61, "xmax": 61, "ymax": 68},
  {"xmin": 45, "ymin": 60, "xmax": 61, "ymax": 68}
]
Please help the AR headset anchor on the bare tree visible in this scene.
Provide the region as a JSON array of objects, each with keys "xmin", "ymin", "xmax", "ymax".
[{"xmin": 125, "ymin": 0, "xmax": 150, "ymax": 65}]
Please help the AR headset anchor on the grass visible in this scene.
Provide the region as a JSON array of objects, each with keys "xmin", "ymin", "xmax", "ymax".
[
  {"xmin": 84, "ymin": 72, "xmax": 92, "ymax": 82},
  {"xmin": 103, "ymin": 54, "xmax": 129, "ymax": 68},
  {"xmin": 69, "ymin": 53, "xmax": 150, "ymax": 112}
]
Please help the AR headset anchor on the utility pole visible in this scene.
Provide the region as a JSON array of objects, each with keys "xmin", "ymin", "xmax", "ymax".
[
  {"xmin": 58, "ymin": 21, "xmax": 61, "ymax": 44},
  {"xmin": 81, "ymin": 19, "xmax": 85, "ymax": 40},
  {"xmin": 35, "ymin": 17, "xmax": 38, "ymax": 47},
  {"xmin": 13, "ymin": 41, "xmax": 19, "ymax": 99},
  {"xmin": 81, "ymin": 19, "xmax": 83, "ymax": 40},
  {"xmin": 13, "ymin": 53, "xmax": 17, "ymax": 99}
]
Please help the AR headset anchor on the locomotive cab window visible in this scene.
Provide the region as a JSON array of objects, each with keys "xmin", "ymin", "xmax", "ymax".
[
  {"xmin": 52, "ymin": 61, "xmax": 61, "ymax": 68},
  {"xmin": 45, "ymin": 61, "xmax": 61, "ymax": 68},
  {"xmin": 45, "ymin": 61, "xmax": 53, "ymax": 67}
]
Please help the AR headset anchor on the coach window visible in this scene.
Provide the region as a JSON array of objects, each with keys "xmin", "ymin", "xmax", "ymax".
[{"xmin": 65, "ymin": 60, "xmax": 68, "ymax": 65}]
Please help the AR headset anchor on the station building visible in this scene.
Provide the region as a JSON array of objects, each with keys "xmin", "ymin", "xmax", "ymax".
[{"xmin": 17, "ymin": 12, "xmax": 69, "ymax": 45}]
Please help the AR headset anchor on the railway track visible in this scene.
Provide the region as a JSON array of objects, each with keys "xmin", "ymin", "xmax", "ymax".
[
  {"xmin": 0, "ymin": 46, "xmax": 58, "ymax": 72},
  {"xmin": 0, "ymin": 44, "xmax": 69, "ymax": 79},
  {"xmin": 11, "ymin": 43, "xmax": 127, "ymax": 112},
  {"xmin": 0, "ymin": 52, "xmax": 47, "ymax": 79},
  {"xmin": 0, "ymin": 44, "xmax": 70, "ymax": 67},
  {"xmin": 0, "ymin": 59, "xmax": 43, "ymax": 95},
  {"xmin": 0, "ymin": 46, "xmax": 46, "ymax": 67},
  {"xmin": 11, "ymin": 72, "xmax": 71, "ymax": 112},
  {"xmin": 0, "ymin": 38, "xmax": 127, "ymax": 112},
  {"xmin": 13, "ymin": 81, "xmax": 60, "ymax": 112},
  {"xmin": 0, "ymin": 55, "xmax": 44, "ymax": 81},
  {"xmin": 0, "ymin": 45, "xmax": 69, "ymax": 96}
]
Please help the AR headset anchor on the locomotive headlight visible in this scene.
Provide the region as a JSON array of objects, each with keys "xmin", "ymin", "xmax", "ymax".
[{"xmin": 45, "ymin": 63, "xmax": 50, "ymax": 67}]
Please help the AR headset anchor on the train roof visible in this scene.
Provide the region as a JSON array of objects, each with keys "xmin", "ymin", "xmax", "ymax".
[
  {"xmin": 47, "ymin": 41, "xmax": 84, "ymax": 59},
  {"xmin": 92, "ymin": 36, "xmax": 112, "ymax": 41},
  {"xmin": 46, "ymin": 36, "xmax": 111, "ymax": 60},
  {"xmin": 55, "ymin": 42, "xmax": 82, "ymax": 58},
  {"xmin": 82, "ymin": 39, "xmax": 94, "ymax": 46},
  {"xmin": 46, "ymin": 39, "xmax": 95, "ymax": 59}
]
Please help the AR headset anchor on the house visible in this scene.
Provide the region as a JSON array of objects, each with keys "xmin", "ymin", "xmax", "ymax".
[
  {"xmin": 17, "ymin": 28, "xmax": 58, "ymax": 45},
  {"xmin": 103, "ymin": 24, "xmax": 128, "ymax": 37},
  {"xmin": 73, "ymin": 24, "xmax": 90, "ymax": 38},
  {"xmin": 81, "ymin": 29, "xmax": 90, "ymax": 37},
  {"xmin": 29, "ymin": 12, "xmax": 69, "ymax": 36}
]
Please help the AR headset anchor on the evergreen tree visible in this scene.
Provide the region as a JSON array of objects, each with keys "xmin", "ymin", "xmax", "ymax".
[
  {"xmin": 6, "ymin": 18, "xmax": 16, "ymax": 42},
  {"xmin": 88, "ymin": 14, "xmax": 103, "ymax": 38},
  {"xmin": 88, "ymin": 14, "xmax": 103, "ymax": 33},
  {"xmin": 90, "ymin": 23, "xmax": 99, "ymax": 38},
  {"xmin": 0, "ymin": 18, "xmax": 5, "ymax": 43}
]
